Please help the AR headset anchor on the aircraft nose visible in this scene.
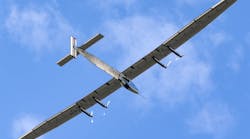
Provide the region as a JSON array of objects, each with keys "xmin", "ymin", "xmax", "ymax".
[{"xmin": 128, "ymin": 81, "xmax": 139, "ymax": 94}]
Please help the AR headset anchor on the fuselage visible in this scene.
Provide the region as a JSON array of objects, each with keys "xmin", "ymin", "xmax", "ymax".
[{"xmin": 78, "ymin": 48, "xmax": 139, "ymax": 95}]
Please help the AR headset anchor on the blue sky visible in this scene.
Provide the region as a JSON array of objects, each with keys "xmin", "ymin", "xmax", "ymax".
[{"xmin": 0, "ymin": 0, "xmax": 249, "ymax": 139}]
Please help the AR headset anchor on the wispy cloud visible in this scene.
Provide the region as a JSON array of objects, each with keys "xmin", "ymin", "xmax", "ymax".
[
  {"xmin": 187, "ymin": 102, "xmax": 234, "ymax": 138},
  {"xmin": 12, "ymin": 114, "xmax": 44, "ymax": 139},
  {"xmin": 91, "ymin": 0, "xmax": 138, "ymax": 10},
  {"xmin": 208, "ymin": 31, "xmax": 229, "ymax": 47},
  {"xmin": 103, "ymin": 15, "xmax": 212, "ymax": 108},
  {"xmin": 227, "ymin": 45, "xmax": 244, "ymax": 72},
  {"xmin": 176, "ymin": 0, "xmax": 213, "ymax": 6},
  {"xmin": 5, "ymin": 4, "xmax": 75, "ymax": 53}
]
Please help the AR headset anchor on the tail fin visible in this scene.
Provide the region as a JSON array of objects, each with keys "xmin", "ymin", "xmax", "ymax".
[
  {"xmin": 57, "ymin": 34, "xmax": 104, "ymax": 67},
  {"xmin": 70, "ymin": 36, "xmax": 77, "ymax": 58}
]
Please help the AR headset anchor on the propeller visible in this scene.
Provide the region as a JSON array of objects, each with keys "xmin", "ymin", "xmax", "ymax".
[
  {"xmin": 90, "ymin": 119, "xmax": 94, "ymax": 124},
  {"xmin": 106, "ymin": 100, "xmax": 111, "ymax": 107},
  {"xmin": 90, "ymin": 110, "xmax": 94, "ymax": 124},
  {"xmin": 167, "ymin": 60, "xmax": 172, "ymax": 67}
]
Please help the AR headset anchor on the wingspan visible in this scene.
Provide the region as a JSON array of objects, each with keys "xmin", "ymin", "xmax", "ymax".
[{"xmin": 19, "ymin": 0, "xmax": 236, "ymax": 139}]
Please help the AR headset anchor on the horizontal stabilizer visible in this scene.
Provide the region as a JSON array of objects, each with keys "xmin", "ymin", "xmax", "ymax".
[
  {"xmin": 79, "ymin": 34, "xmax": 104, "ymax": 50},
  {"xmin": 57, "ymin": 33, "xmax": 104, "ymax": 67},
  {"xmin": 57, "ymin": 54, "xmax": 74, "ymax": 66}
]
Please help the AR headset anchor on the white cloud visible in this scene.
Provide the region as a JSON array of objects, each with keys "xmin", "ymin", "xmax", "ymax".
[
  {"xmin": 12, "ymin": 114, "xmax": 44, "ymax": 139},
  {"xmin": 103, "ymin": 15, "xmax": 212, "ymax": 108},
  {"xmin": 104, "ymin": 15, "xmax": 177, "ymax": 59},
  {"xmin": 92, "ymin": 0, "xmax": 138, "ymax": 9},
  {"xmin": 176, "ymin": 0, "xmax": 213, "ymax": 6},
  {"xmin": 187, "ymin": 102, "xmax": 234, "ymax": 138},
  {"xmin": 5, "ymin": 4, "xmax": 75, "ymax": 52},
  {"xmin": 208, "ymin": 31, "xmax": 228, "ymax": 47},
  {"xmin": 227, "ymin": 45, "xmax": 244, "ymax": 72}
]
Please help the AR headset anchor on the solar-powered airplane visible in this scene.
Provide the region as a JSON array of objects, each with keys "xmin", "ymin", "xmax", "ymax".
[{"xmin": 20, "ymin": 0, "xmax": 236, "ymax": 138}]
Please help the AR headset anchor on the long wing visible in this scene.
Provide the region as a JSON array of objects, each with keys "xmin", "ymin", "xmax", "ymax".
[
  {"xmin": 122, "ymin": 0, "xmax": 236, "ymax": 80},
  {"xmin": 20, "ymin": 0, "xmax": 236, "ymax": 139},
  {"xmin": 19, "ymin": 78, "xmax": 121, "ymax": 139}
]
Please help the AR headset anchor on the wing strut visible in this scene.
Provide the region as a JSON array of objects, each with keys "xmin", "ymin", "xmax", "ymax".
[
  {"xmin": 167, "ymin": 46, "xmax": 183, "ymax": 58},
  {"xmin": 78, "ymin": 105, "xmax": 93, "ymax": 118},
  {"xmin": 152, "ymin": 56, "xmax": 167, "ymax": 69},
  {"xmin": 93, "ymin": 97, "xmax": 108, "ymax": 108}
]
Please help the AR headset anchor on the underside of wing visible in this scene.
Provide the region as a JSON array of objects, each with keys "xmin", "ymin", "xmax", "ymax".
[
  {"xmin": 20, "ymin": 0, "xmax": 237, "ymax": 139},
  {"xmin": 122, "ymin": 0, "xmax": 236, "ymax": 80},
  {"xmin": 19, "ymin": 78, "xmax": 121, "ymax": 139}
]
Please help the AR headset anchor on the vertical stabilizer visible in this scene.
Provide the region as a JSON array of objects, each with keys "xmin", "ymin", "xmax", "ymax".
[{"xmin": 70, "ymin": 36, "xmax": 77, "ymax": 58}]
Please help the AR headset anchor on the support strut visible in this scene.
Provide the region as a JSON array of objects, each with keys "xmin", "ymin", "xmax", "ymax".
[
  {"xmin": 93, "ymin": 97, "xmax": 108, "ymax": 108},
  {"xmin": 78, "ymin": 106, "xmax": 93, "ymax": 118},
  {"xmin": 167, "ymin": 46, "xmax": 183, "ymax": 58},
  {"xmin": 152, "ymin": 56, "xmax": 167, "ymax": 69}
]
